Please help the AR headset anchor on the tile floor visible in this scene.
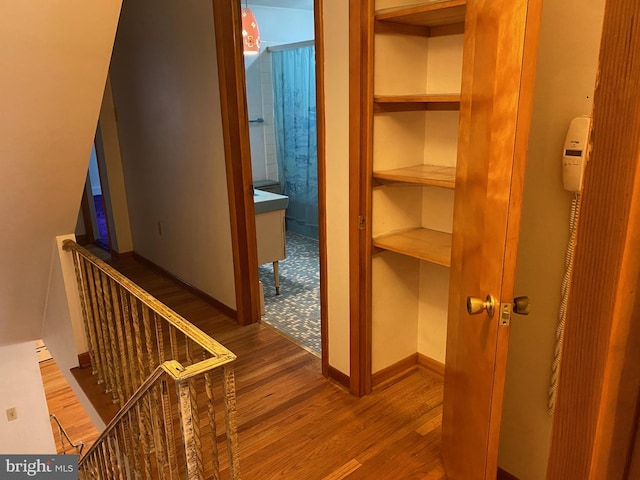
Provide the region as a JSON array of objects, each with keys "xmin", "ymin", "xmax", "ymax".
[{"xmin": 258, "ymin": 231, "xmax": 321, "ymax": 353}]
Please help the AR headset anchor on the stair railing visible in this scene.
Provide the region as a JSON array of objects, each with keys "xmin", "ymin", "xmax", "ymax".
[
  {"xmin": 79, "ymin": 360, "xmax": 236, "ymax": 480},
  {"xmin": 62, "ymin": 240, "xmax": 240, "ymax": 479},
  {"xmin": 50, "ymin": 414, "xmax": 85, "ymax": 456}
]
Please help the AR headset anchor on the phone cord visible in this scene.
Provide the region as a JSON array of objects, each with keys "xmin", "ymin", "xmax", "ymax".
[{"xmin": 548, "ymin": 192, "xmax": 581, "ymax": 415}]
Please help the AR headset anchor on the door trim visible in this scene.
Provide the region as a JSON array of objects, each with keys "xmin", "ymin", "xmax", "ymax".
[
  {"xmin": 212, "ymin": 0, "xmax": 260, "ymax": 326},
  {"xmin": 314, "ymin": 0, "xmax": 330, "ymax": 377},
  {"xmin": 78, "ymin": 182, "xmax": 96, "ymax": 246},
  {"xmin": 213, "ymin": 0, "xmax": 330, "ymax": 374},
  {"xmin": 93, "ymin": 128, "xmax": 113, "ymax": 252},
  {"xmin": 546, "ymin": 0, "xmax": 640, "ymax": 476},
  {"xmin": 348, "ymin": 0, "xmax": 374, "ymax": 397}
]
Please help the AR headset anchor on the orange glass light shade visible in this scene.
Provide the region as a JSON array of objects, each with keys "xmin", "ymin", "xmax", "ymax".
[{"xmin": 241, "ymin": 7, "xmax": 261, "ymax": 55}]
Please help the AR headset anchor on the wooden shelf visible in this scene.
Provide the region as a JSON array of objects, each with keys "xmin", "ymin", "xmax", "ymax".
[
  {"xmin": 376, "ymin": 0, "xmax": 466, "ymax": 28},
  {"xmin": 374, "ymin": 164, "xmax": 456, "ymax": 188},
  {"xmin": 373, "ymin": 228, "xmax": 452, "ymax": 267},
  {"xmin": 374, "ymin": 94, "xmax": 460, "ymax": 112}
]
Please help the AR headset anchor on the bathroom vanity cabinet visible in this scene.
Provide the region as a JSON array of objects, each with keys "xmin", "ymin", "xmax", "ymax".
[{"xmin": 254, "ymin": 189, "xmax": 288, "ymax": 295}]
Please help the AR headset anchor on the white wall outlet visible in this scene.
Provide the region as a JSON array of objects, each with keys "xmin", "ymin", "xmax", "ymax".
[{"xmin": 6, "ymin": 407, "xmax": 17, "ymax": 421}]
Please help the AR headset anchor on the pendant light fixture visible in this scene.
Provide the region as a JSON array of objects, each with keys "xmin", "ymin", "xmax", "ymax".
[{"xmin": 241, "ymin": 3, "xmax": 261, "ymax": 56}]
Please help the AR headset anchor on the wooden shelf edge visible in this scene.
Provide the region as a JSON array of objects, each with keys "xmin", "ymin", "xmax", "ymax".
[
  {"xmin": 372, "ymin": 228, "xmax": 452, "ymax": 267},
  {"xmin": 375, "ymin": 20, "xmax": 465, "ymax": 38},
  {"xmin": 375, "ymin": 93, "xmax": 460, "ymax": 103},
  {"xmin": 376, "ymin": 0, "xmax": 466, "ymax": 28},
  {"xmin": 374, "ymin": 94, "xmax": 460, "ymax": 113},
  {"xmin": 373, "ymin": 164, "xmax": 456, "ymax": 188}
]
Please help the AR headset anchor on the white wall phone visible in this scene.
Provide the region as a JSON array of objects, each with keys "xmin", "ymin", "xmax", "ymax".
[
  {"xmin": 549, "ymin": 114, "xmax": 591, "ymax": 415},
  {"xmin": 562, "ymin": 115, "xmax": 591, "ymax": 192}
]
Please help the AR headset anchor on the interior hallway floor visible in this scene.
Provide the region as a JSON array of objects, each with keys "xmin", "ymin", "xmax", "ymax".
[
  {"xmin": 68, "ymin": 253, "xmax": 447, "ymax": 479},
  {"xmin": 40, "ymin": 359, "xmax": 100, "ymax": 454},
  {"xmin": 259, "ymin": 231, "xmax": 320, "ymax": 353}
]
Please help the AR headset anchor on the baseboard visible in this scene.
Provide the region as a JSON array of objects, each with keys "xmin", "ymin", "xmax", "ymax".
[
  {"xmin": 327, "ymin": 366, "xmax": 350, "ymax": 389},
  {"xmin": 132, "ymin": 252, "xmax": 238, "ymax": 320},
  {"xmin": 417, "ymin": 353, "xmax": 445, "ymax": 378},
  {"xmin": 77, "ymin": 351, "xmax": 91, "ymax": 369},
  {"xmin": 370, "ymin": 353, "xmax": 445, "ymax": 388},
  {"xmin": 372, "ymin": 353, "xmax": 420, "ymax": 387},
  {"xmin": 497, "ymin": 467, "xmax": 519, "ymax": 480}
]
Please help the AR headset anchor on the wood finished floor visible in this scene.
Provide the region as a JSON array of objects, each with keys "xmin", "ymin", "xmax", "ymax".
[
  {"xmin": 71, "ymin": 254, "xmax": 446, "ymax": 479},
  {"xmin": 40, "ymin": 359, "xmax": 100, "ymax": 454}
]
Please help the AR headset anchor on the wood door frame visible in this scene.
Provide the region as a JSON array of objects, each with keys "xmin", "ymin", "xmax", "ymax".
[
  {"xmin": 314, "ymin": 0, "xmax": 329, "ymax": 376},
  {"xmin": 212, "ymin": 0, "xmax": 330, "ymax": 373},
  {"xmin": 546, "ymin": 0, "xmax": 640, "ymax": 477},
  {"xmin": 212, "ymin": 0, "xmax": 260, "ymax": 326},
  {"xmin": 78, "ymin": 181, "xmax": 96, "ymax": 246},
  {"xmin": 78, "ymin": 132, "xmax": 112, "ymax": 251},
  {"xmin": 348, "ymin": 0, "xmax": 374, "ymax": 397},
  {"xmin": 93, "ymin": 126, "xmax": 113, "ymax": 251}
]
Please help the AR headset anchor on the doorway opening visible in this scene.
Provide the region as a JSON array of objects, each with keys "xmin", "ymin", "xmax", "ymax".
[
  {"xmin": 76, "ymin": 128, "xmax": 112, "ymax": 262},
  {"xmin": 243, "ymin": 2, "xmax": 321, "ymax": 354},
  {"xmin": 87, "ymin": 143, "xmax": 109, "ymax": 251}
]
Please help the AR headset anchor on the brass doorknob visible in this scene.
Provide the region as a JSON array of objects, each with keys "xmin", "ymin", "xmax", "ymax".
[
  {"xmin": 513, "ymin": 296, "xmax": 531, "ymax": 315},
  {"xmin": 466, "ymin": 295, "xmax": 495, "ymax": 317}
]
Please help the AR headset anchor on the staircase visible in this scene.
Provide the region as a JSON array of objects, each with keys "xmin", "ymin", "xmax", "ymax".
[
  {"xmin": 63, "ymin": 240, "xmax": 240, "ymax": 480},
  {"xmin": 50, "ymin": 414, "xmax": 85, "ymax": 456}
]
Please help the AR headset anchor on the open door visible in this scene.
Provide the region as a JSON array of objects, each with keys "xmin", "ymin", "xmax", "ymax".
[
  {"xmin": 349, "ymin": 0, "xmax": 543, "ymax": 471},
  {"xmin": 441, "ymin": 0, "xmax": 543, "ymax": 478}
]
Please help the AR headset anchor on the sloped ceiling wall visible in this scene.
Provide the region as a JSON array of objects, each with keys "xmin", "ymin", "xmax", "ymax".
[{"xmin": 0, "ymin": 0, "xmax": 122, "ymax": 346}]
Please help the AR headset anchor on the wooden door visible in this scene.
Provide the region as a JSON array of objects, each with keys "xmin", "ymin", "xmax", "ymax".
[{"xmin": 441, "ymin": 0, "xmax": 542, "ymax": 478}]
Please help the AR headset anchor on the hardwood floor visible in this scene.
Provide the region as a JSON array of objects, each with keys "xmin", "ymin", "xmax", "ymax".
[
  {"xmin": 71, "ymin": 255, "xmax": 446, "ymax": 479},
  {"xmin": 40, "ymin": 359, "xmax": 100, "ymax": 454}
]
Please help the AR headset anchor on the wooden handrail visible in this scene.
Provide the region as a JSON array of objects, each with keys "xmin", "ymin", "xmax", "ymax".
[
  {"xmin": 62, "ymin": 239, "xmax": 236, "ymax": 362},
  {"xmin": 79, "ymin": 360, "xmax": 240, "ymax": 478},
  {"xmin": 80, "ymin": 362, "xmax": 172, "ymax": 461},
  {"xmin": 50, "ymin": 414, "xmax": 85, "ymax": 456},
  {"xmin": 63, "ymin": 240, "xmax": 241, "ymax": 479}
]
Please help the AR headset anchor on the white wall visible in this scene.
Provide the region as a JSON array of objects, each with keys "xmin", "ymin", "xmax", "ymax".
[
  {"xmin": 41, "ymin": 237, "xmax": 87, "ymax": 360},
  {"xmin": 40, "ymin": 235, "xmax": 105, "ymax": 432},
  {"xmin": 109, "ymin": 0, "xmax": 236, "ymax": 310},
  {"xmin": 323, "ymin": 0, "xmax": 351, "ymax": 375},
  {"xmin": 0, "ymin": 0, "xmax": 122, "ymax": 347},
  {"xmin": 245, "ymin": 5, "xmax": 315, "ymax": 183},
  {"xmin": 0, "ymin": 343, "xmax": 56, "ymax": 453},
  {"xmin": 107, "ymin": 0, "xmax": 351, "ymax": 373},
  {"xmin": 498, "ymin": 0, "xmax": 606, "ymax": 477}
]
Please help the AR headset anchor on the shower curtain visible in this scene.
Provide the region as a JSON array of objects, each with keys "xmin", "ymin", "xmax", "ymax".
[{"xmin": 271, "ymin": 45, "xmax": 318, "ymax": 239}]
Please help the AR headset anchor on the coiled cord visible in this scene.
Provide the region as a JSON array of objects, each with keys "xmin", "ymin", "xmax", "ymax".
[{"xmin": 548, "ymin": 192, "xmax": 581, "ymax": 415}]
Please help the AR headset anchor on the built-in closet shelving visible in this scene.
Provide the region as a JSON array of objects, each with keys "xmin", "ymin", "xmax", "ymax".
[
  {"xmin": 359, "ymin": 0, "xmax": 467, "ymax": 377},
  {"xmin": 373, "ymin": 164, "xmax": 456, "ymax": 188},
  {"xmin": 371, "ymin": 0, "xmax": 465, "ymax": 268},
  {"xmin": 373, "ymin": 227, "xmax": 452, "ymax": 267},
  {"xmin": 373, "ymin": 94, "xmax": 461, "ymax": 112},
  {"xmin": 375, "ymin": 0, "xmax": 466, "ymax": 27}
]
